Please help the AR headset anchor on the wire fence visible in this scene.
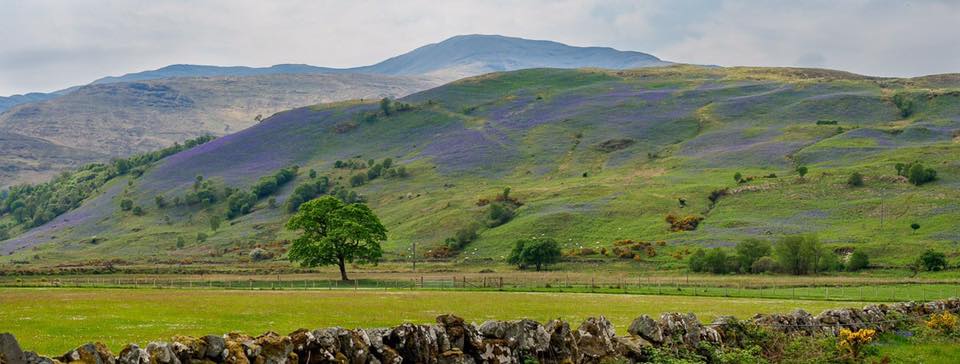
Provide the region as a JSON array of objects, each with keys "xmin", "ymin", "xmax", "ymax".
[{"xmin": 2, "ymin": 274, "xmax": 958, "ymax": 303}]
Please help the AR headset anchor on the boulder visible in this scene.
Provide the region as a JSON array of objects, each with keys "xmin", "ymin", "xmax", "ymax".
[
  {"xmin": 436, "ymin": 315, "xmax": 482, "ymax": 355},
  {"xmin": 0, "ymin": 333, "xmax": 25, "ymax": 364},
  {"xmin": 59, "ymin": 343, "xmax": 115, "ymax": 364},
  {"xmin": 612, "ymin": 336, "xmax": 651, "ymax": 362},
  {"xmin": 627, "ymin": 315, "xmax": 663, "ymax": 344},
  {"xmin": 170, "ymin": 336, "xmax": 206, "ymax": 363},
  {"xmin": 475, "ymin": 339, "xmax": 513, "ymax": 364},
  {"xmin": 658, "ymin": 313, "xmax": 703, "ymax": 347},
  {"xmin": 253, "ymin": 332, "xmax": 294, "ymax": 364},
  {"xmin": 221, "ymin": 339, "xmax": 249, "ymax": 364},
  {"xmin": 384, "ymin": 324, "xmax": 444, "ymax": 364},
  {"xmin": 116, "ymin": 345, "xmax": 149, "ymax": 364},
  {"xmin": 363, "ymin": 329, "xmax": 401, "ymax": 364},
  {"xmin": 144, "ymin": 343, "xmax": 179, "ymax": 364},
  {"xmin": 23, "ymin": 352, "xmax": 57, "ymax": 364},
  {"xmin": 542, "ymin": 319, "xmax": 577, "ymax": 363},
  {"xmin": 478, "ymin": 319, "xmax": 549, "ymax": 356},
  {"xmin": 574, "ymin": 317, "xmax": 618, "ymax": 363},
  {"xmin": 201, "ymin": 336, "xmax": 225, "ymax": 361}
]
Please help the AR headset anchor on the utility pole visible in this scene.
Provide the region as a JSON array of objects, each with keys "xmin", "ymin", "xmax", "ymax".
[{"xmin": 412, "ymin": 241, "xmax": 417, "ymax": 272}]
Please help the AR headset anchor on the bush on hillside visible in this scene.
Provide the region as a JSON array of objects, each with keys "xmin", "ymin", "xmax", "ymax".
[
  {"xmin": 508, "ymin": 238, "xmax": 562, "ymax": 271},
  {"xmin": 665, "ymin": 213, "xmax": 703, "ymax": 232},
  {"xmin": 847, "ymin": 251, "xmax": 870, "ymax": 271},
  {"xmin": 896, "ymin": 162, "xmax": 937, "ymax": 186},
  {"xmin": 227, "ymin": 191, "xmax": 257, "ymax": 219},
  {"xmin": 847, "ymin": 172, "xmax": 865, "ymax": 187},
  {"xmin": 445, "ymin": 223, "xmax": 480, "ymax": 250},
  {"xmin": 487, "ymin": 202, "xmax": 515, "ymax": 227},
  {"xmin": 918, "ymin": 250, "xmax": 947, "ymax": 271}
]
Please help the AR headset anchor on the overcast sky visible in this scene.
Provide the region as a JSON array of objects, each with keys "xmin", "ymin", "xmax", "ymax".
[{"xmin": 1, "ymin": 0, "xmax": 958, "ymax": 96}]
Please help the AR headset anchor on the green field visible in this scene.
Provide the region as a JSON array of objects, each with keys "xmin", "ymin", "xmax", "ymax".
[{"xmin": 0, "ymin": 287, "xmax": 875, "ymax": 355}]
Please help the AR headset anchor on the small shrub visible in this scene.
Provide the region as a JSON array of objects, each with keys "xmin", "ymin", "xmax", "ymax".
[
  {"xmin": 836, "ymin": 328, "xmax": 876, "ymax": 361},
  {"xmin": 926, "ymin": 312, "xmax": 959, "ymax": 334},
  {"xmin": 918, "ymin": 249, "xmax": 947, "ymax": 271},
  {"xmin": 120, "ymin": 198, "xmax": 133, "ymax": 211},
  {"xmin": 665, "ymin": 213, "xmax": 704, "ymax": 232},
  {"xmin": 131, "ymin": 206, "xmax": 144, "ymax": 216},
  {"xmin": 847, "ymin": 251, "xmax": 869, "ymax": 271},
  {"xmin": 847, "ymin": 172, "xmax": 865, "ymax": 187}
]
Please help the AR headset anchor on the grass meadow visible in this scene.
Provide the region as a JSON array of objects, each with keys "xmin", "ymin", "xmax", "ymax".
[{"xmin": 0, "ymin": 287, "xmax": 875, "ymax": 355}]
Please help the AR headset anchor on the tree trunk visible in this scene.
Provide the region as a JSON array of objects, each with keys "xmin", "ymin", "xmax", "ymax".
[
  {"xmin": 536, "ymin": 263, "xmax": 542, "ymax": 271},
  {"xmin": 338, "ymin": 257, "xmax": 349, "ymax": 281}
]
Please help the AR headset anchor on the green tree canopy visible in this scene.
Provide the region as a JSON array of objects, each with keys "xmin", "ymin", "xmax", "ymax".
[
  {"xmin": 735, "ymin": 239, "xmax": 771, "ymax": 273},
  {"xmin": 507, "ymin": 238, "xmax": 562, "ymax": 271},
  {"xmin": 918, "ymin": 250, "xmax": 947, "ymax": 272},
  {"xmin": 847, "ymin": 251, "xmax": 870, "ymax": 271},
  {"xmin": 774, "ymin": 235, "xmax": 823, "ymax": 275},
  {"xmin": 286, "ymin": 196, "xmax": 387, "ymax": 280}
]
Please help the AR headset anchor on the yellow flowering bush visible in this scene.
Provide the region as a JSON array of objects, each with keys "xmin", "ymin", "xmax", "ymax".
[
  {"xmin": 926, "ymin": 312, "xmax": 959, "ymax": 334},
  {"xmin": 837, "ymin": 328, "xmax": 876, "ymax": 360}
]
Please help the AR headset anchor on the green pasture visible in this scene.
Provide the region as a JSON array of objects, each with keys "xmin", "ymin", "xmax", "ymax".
[{"xmin": 0, "ymin": 287, "xmax": 874, "ymax": 355}]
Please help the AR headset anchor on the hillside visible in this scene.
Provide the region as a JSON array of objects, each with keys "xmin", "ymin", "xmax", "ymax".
[
  {"xmin": 0, "ymin": 74, "xmax": 437, "ymax": 186},
  {"xmin": 0, "ymin": 34, "xmax": 669, "ymax": 187},
  {"xmin": 2, "ymin": 66, "xmax": 958, "ymax": 269}
]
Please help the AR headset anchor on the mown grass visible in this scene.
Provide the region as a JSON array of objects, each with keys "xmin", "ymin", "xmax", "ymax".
[{"xmin": 0, "ymin": 287, "xmax": 874, "ymax": 355}]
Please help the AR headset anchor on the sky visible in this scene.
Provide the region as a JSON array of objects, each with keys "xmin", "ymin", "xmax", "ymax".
[{"xmin": 1, "ymin": 0, "xmax": 958, "ymax": 96}]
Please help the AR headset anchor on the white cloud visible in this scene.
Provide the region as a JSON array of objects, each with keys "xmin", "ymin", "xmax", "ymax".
[{"xmin": 0, "ymin": 0, "xmax": 957, "ymax": 95}]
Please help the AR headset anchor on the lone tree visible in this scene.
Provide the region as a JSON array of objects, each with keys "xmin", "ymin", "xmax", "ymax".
[
  {"xmin": 796, "ymin": 166, "xmax": 809, "ymax": 179},
  {"xmin": 507, "ymin": 238, "xmax": 562, "ymax": 271},
  {"xmin": 911, "ymin": 223, "xmax": 921, "ymax": 234},
  {"xmin": 286, "ymin": 196, "xmax": 387, "ymax": 281}
]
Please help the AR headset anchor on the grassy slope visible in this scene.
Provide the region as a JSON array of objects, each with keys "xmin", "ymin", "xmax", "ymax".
[
  {"xmin": 2, "ymin": 66, "xmax": 958, "ymax": 268},
  {"xmin": 0, "ymin": 287, "xmax": 871, "ymax": 354}
]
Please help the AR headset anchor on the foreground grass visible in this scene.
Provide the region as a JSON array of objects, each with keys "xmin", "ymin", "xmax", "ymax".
[{"xmin": 0, "ymin": 288, "xmax": 873, "ymax": 355}]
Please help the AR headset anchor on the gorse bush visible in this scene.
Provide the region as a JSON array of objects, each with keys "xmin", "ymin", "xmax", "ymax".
[
  {"xmin": 926, "ymin": 312, "xmax": 959, "ymax": 334},
  {"xmin": 665, "ymin": 213, "xmax": 703, "ymax": 231}
]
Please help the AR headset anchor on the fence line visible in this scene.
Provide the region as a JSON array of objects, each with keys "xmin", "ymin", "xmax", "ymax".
[{"xmin": 1, "ymin": 275, "xmax": 958, "ymax": 303}]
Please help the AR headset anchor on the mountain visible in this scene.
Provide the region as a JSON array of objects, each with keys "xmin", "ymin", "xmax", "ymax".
[
  {"xmin": 0, "ymin": 74, "xmax": 438, "ymax": 186},
  {"xmin": 89, "ymin": 64, "xmax": 341, "ymax": 85},
  {"xmin": 0, "ymin": 34, "xmax": 670, "ymax": 187},
  {"xmin": 2, "ymin": 66, "xmax": 957, "ymax": 269},
  {"xmin": 355, "ymin": 34, "xmax": 669, "ymax": 79},
  {"xmin": 89, "ymin": 35, "xmax": 668, "ymax": 85}
]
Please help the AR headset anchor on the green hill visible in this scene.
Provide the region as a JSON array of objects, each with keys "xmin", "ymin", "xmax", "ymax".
[{"xmin": 2, "ymin": 66, "xmax": 958, "ymax": 270}]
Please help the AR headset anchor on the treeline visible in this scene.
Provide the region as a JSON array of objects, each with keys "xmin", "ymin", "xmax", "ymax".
[
  {"xmin": 346, "ymin": 158, "xmax": 408, "ymax": 187},
  {"xmin": 0, "ymin": 135, "xmax": 214, "ymax": 231},
  {"xmin": 225, "ymin": 166, "xmax": 299, "ymax": 219},
  {"xmin": 689, "ymin": 235, "xmax": 870, "ymax": 275}
]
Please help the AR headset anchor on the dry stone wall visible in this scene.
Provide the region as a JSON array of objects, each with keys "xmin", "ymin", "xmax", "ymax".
[{"xmin": 1, "ymin": 299, "xmax": 958, "ymax": 364}]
